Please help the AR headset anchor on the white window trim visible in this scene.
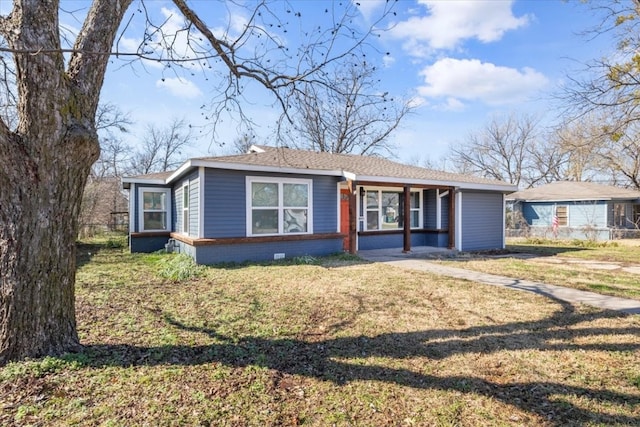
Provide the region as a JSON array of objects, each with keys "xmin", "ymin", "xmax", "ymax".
[
  {"xmin": 246, "ymin": 176, "xmax": 314, "ymax": 236},
  {"xmin": 362, "ymin": 187, "xmax": 423, "ymax": 231},
  {"xmin": 436, "ymin": 189, "xmax": 449, "ymax": 230},
  {"xmin": 137, "ymin": 187, "xmax": 172, "ymax": 233},
  {"xmin": 182, "ymin": 182, "xmax": 190, "ymax": 235},
  {"xmin": 455, "ymin": 191, "xmax": 462, "ymax": 250},
  {"xmin": 198, "ymin": 167, "xmax": 205, "ymax": 238},
  {"xmin": 129, "ymin": 186, "xmax": 135, "ymax": 234}
]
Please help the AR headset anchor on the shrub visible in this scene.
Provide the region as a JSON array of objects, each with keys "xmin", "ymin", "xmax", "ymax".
[{"xmin": 158, "ymin": 254, "xmax": 204, "ymax": 281}]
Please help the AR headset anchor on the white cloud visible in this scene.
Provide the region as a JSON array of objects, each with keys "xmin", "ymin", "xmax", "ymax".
[
  {"xmin": 156, "ymin": 77, "xmax": 203, "ymax": 99},
  {"xmin": 441, "ymin": 97, "xmax": 465, "ymax": 112},
  {"xmin": 116, "ymin": 36, "xmax": 141, "ymax": 54},
  {"xmin": 382, "ymin": 54, "xmax": 396, "ymax": 68},
  {"xmin": 390, "ymin": 0, "xmax": 529, "ymax": 56},
  {"xmin": 417, "ymin": 58, "xmax": 548, "ymax": 106}
]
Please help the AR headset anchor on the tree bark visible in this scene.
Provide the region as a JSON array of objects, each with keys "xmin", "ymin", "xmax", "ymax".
[{"xmin": 0, "ymin": 0, "xmax": 131, "ymax": 363}]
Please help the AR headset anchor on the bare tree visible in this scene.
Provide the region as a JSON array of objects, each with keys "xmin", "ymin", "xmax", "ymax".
[
  {"xmin": 92, "ymin": 103, "xmax": 132, "ymax": 179},
  {"xmin": 598, "ymin": 121, "xmax": 640, "ymax": 189},
  {"xmin": 280, "ymin": 62, "xmax": 413, "ymax": 155},
  {"xmin": 129, "ymin": 118, "xmax": 192, "ymax": 175},
  {"xmin": 81, "ymin": 103, "xmax": 132, "ymax": 236},
  {"xmin": 545, "ymin": 112, "xmax": 640, "ymax": 189},
  {"xmin": 230, "ymin": 133, "xmax": 256, "ymax": 154},
  {"xmin": 0, "ymin": 1, "xmax": 395, "ymax": 362},
  {"xmin": 542, "ymin": 116, "xmax": 607, "ymax": 183},
  {"xmin": 449, "ymin": 113, "xmax": 544, "ymax": 188},
  {"xmin": 562, "ymin": 1, "xmax": 640, "ymax": 128}
]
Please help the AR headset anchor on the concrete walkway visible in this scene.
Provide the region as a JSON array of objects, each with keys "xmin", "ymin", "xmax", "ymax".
[{"xmin": 359, "ymin": 248, "xmax": 640, "ymax": 315}]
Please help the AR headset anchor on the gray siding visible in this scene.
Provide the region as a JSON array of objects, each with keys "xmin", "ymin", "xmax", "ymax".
[
  {"xmin": 312, "ymin": 176, "xmax": 338, "ymax": 233},
  {"xmin": 204, "ymin": 169, "xmax": 247, "ymax": 237},
  {"xmin": 358, "ymin": 232, "xmax": 442, "ymax": 250},
  {"xmin": 358, "ymin": 233, "xmax": 404, "ymax": 250},
  {"xmin": 441, "ymin": 195, "xmax": 449, "ymax": 229},
  {"xmin": 176, "ymin": 238, "xmax": 343, "ymax": 265},
  {"xmin": 203, "ymin": 169, "xmax": 340, "ymax": 238},
  {"xmin": 568, "ymin": 201, "xmax": 606, "ymax": 228},
  {"xmin": 174, "ymin": 185, "xmax": 183, "ymax": 233},
  {"xmin": 460, "ymin": 191, "xmax": 504, "ymax": 251},
  {"xmin": 524, "ymin": 203, "xmax": 552, "ymax": 227},
  {"xmin": 524, "ymin": 201, "xmax": 607, "ymax": 228},
  {"xmin": 130, "ymin": 235, "xmax": 170, "ymax": 253},
  {"xmin": 521, "ymin": 200, "xmax": 615, "ymax": 240},
  {"xmin": 424, "ymin": 190, "xmax": 437, "ymax": 228},
  {"xmin": 423, "ymin": 190, "xmax": 449, "ymax": 229}
]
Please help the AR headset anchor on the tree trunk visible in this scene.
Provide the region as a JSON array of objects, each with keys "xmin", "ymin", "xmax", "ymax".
[
  {"xmin": 0, "ymin": 130, "xmax": 98, "ymax": 362},
  {"xmin": 0, "ymin": 0, "xmax": 132, "ymax": 363}
]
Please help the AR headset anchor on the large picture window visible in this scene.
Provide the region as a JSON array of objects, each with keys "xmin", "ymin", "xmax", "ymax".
[
  {"xmin": 138, "ymin": 187, "xmax": 171, "ymax": 232},
  {"xmin": 247, "ymin": 177, "xmax": 312, "ymax": 236},
  {"xmin": 363, "ymin": 188, "xmax": 422, "ymax": 231}
]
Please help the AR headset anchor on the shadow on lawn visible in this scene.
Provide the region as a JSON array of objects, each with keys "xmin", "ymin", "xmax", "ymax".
[
  {"xmin": 506, "ymin": 244, "xmax": 593, "ymax": 257},
  {"xmin": 78, "ymin": 299, "xmax": 640, "ymax": 425}
]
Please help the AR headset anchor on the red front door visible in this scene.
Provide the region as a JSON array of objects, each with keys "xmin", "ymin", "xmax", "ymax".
[{"xmin": 340, "ymin": 189, "xmax": 351, "ymax": 251}]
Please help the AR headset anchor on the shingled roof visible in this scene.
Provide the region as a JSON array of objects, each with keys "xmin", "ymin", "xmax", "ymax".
[
  {"xmin": 195, "ymin": 145, "xmax": 501, "ymax": 184},
  {"xmin": 507, "ymin": 181, "xmax": 640, "ymax": 202},
  {"xmin": 124, "ymin": 145, "xmax": 516, "ymax": 191}
]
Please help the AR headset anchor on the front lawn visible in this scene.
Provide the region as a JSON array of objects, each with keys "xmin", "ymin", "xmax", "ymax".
[{"xmin": 1, "ymin": 239, "xmax": 639, "ymax": 426}]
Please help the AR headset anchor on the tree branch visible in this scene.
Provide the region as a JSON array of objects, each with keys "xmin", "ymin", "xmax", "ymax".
[{"xmin": 67, "ymin": 0, "xmax": 133, "ymax": 116}]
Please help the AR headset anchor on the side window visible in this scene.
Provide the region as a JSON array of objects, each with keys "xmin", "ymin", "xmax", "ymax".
[
  {"xmin": 139, "ymin": 187, "xmax": 171, "ymax": 232},
  {"xmin": 555, "ymin": 205, "xmax": 568, "ymax": 226}
]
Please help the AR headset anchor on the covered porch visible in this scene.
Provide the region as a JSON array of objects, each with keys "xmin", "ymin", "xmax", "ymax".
[{"xmin": 341, "ymin": 180, "xmax": 458, "ymax": 254}]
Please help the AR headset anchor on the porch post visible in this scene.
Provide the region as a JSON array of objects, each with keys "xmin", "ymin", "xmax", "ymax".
[
  {"xmin": 448, "ymin": 186, "xmax": 455, "ymax": 249},
  {"xmin": 403, "ymin": 185, "xmax": 411, "ymax": 252},
  {"xmin": 348, "ymin": 180, "xmax": 357, "ymax": 254}
]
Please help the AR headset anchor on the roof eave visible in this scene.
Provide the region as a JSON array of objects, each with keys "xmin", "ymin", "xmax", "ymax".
[
  {"xmin": 121, "ymin": 177, "xmax": 168, "ymax": 189},
  {"xmin": 165, "ymin": 159, "xmax": 346, "ymax": 183},
  {"xmin": 355, "ymin": 175, "xmax": 516, "ymax": 192}
]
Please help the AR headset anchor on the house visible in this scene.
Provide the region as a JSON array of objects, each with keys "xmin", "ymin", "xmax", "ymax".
[
  {"xmin": 506, "ymin": 181, "xmax": 640, "ymax": 240},
  {"xmin": 122, "ymin": 145, "xmax": 516, "ymax": 264}
]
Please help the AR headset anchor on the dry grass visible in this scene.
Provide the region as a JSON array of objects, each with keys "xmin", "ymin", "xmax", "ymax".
[{"xmin": 0, "ymin": 240, "xmax": 639, "ymax": 426}]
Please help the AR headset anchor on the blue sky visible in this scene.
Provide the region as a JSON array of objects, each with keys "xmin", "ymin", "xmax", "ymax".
[{"xmin": 3, "ymin": 1, "xmax": 615, "ymax": 165}]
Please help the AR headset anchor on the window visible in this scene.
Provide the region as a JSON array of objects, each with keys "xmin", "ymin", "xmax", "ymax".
[
  {"xmin": 634, "ymin": 205, "xmax": 640, "ymax": 226},
  {"xmin": 138, "ymin": 187, "xmax": 171, "ymax": 232},
  {"xmin": 363, "ymin": 188, "xmax": 421, "ymax": 230},
  {"xmin": 555, "ymin": 205, "xmax": 568, "ymax": 226},
  {"xmin": 182, "ymin": 183, "xmax": 190, "ymax": 234},
  {"xmin": 247, "ymin": 177, "xmax": 312, "ymax": 236}
]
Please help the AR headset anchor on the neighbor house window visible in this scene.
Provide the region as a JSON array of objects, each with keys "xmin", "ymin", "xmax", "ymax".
[
  {"xmin": 364, "ymin": 189, "xmax": 422, "ymax": 230},
  {"xmin": 247, "ymin": 177, "xmax": 312, "ymax": 236},
  {"xmin": 555, "ymin": 205, "xmax": 568, "ymax": 226},
  {"xmin": 634, "ymin": 205, "xmax": 640, "ymax": 226},
  {"xmin": 182, "ymin": 183, "xmax": 190, "ymax": 234},
  {"xmin": 138, "ymin": 187, "xmax": 171, "ymax": 232}
]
